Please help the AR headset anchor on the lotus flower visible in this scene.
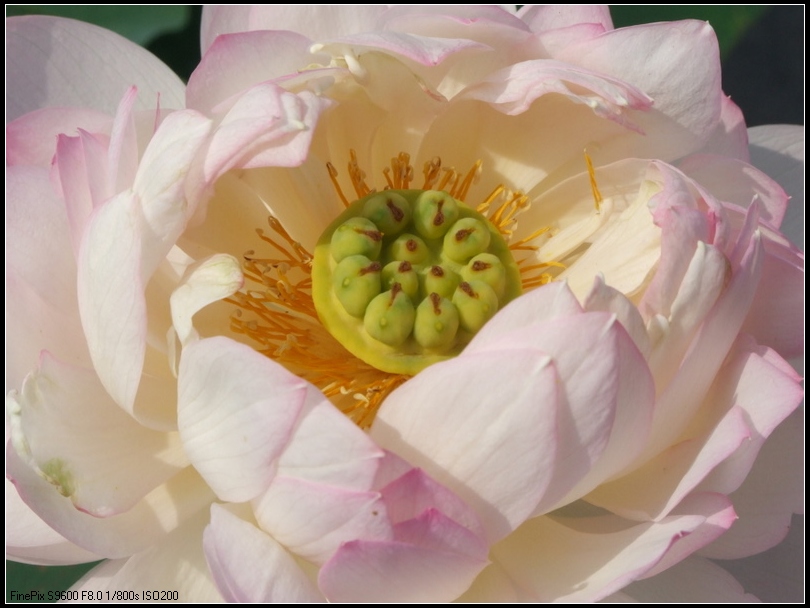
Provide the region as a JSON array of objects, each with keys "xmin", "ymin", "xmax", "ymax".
[{"xmin": 6, "ymin": 7, "xmax": 804, "ymax": 602}]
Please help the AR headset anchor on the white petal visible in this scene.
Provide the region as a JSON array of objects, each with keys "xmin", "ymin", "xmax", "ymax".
[{"xmin": 177, "ymin": 337, "xmax": 307, "ymax": 502}]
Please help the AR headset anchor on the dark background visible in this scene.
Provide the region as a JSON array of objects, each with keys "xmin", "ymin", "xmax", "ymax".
[{"xmin": 5, "ymin": 5, "xmax": 804, "ymax": 602}]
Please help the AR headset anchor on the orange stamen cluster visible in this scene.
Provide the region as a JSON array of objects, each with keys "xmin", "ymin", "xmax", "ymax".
[{"xmin": 229, "ymin": 151, "xmax": 559, "ymax": 427}]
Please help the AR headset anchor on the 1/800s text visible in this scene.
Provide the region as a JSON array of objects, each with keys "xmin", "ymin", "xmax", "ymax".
[{"xmin": 9, "ymin": 590, "xmax": 179, "ymax": 601}]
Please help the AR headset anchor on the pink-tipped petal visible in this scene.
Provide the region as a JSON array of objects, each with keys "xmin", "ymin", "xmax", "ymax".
[
  {"xmin": 189, "ymin": 30, "xmax": 314, "ymax": 114},
  {"xmin": 7, "ymin": 107, "xmax": 111, "ymax": 168},
  {"xmin": 6, "ymin": 165, "xmax": 89, "ymax": 390},
  {"xmin": 253, "ymin": 479, "xmax": 389, "ymax": 565},
  {"xmin": 678, "ymin": 154, "xmax": 789, "ymax": 227},
  {"xmin": 558, "ymin": 21, "xmax": 723, "ymax": 162},
  {"xmin": 372, "ymin": 349, "xmax": 559, "ymax": 542},
  {"xmin": 320, "ymin": 510, "xmax": 488, "ymax": 603},
  {"xmin": 201, "ymin": 85, "xmax": 330, "ymax": 188},
  {"xmin": 204, "ymin": 503, "xmax": 323, "ymax": 602},
  {"xmin": 469, "ymin": 313, "xmax": 655, "ymax": 512}
]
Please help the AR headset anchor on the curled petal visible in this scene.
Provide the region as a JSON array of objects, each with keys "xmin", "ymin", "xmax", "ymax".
[{"xmin": 170, "ymin": 254, "xmax": 243, "ymax": 348}]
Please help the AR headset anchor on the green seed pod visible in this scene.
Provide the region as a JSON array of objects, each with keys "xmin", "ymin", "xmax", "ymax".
[
  {"xmin": 461, "ymin": 253, "xmax": 507, "ymax": 299},
  {"xmin": 364, "ymin": 284, "xmax": 416, "ymax": 347},
  {"xmin": 382, "ymin": 260, "xmax": 419, "ymax": 301},
  {"xmin": 413, "ymin": 190, "xmax": 459, "ymax": 239},
  {"xmin": 452, "ymin": 280, "xmax": 499, "ymax": 333},
  {"xmin": 444, "ymin": 218, "xmax": 491, "ymax": 263},
  {"xmin": 332, "ymin": 255, "xmax": 382, "ymax": 318},
  {"xmin": 362, "ymin": 192, "xmax": 411, "ymax": 237},
  {"xmin": 422, "ymin": 265, "xmax": 461, "ymax": 300},
  {"xmin": 414, "ymin": 293, "xmax": 460, "ymax": 350},
  {"xmin": 389, "ymin": 233, "xmax": 429, "ymax": 264},
  {"xmin": 330, "ymin": 217, "xmax": 382, "ymax": 263}
]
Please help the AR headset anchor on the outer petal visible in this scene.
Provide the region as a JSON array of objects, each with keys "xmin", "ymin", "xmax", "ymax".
[
  {"xmin": 678, "ymin": 154, "xmax": 789, "ymax": 227},
  {"xmin": 694, "ymin": 95, "xmax": 750, "ymax": 162},
  {"xmin": 747, "ymin": 124, "xmax": 804, "ymax": 244},
  {"xmin": 622, "ymin": 556, "xmax": 757, "ymax": 602},
  {"xmin": 701, "ymin": 409, "xmax": 804, "ymax": 559},
  {"xmin": 372, "ymin": 348, "xmax": 559, "ymax": 542},
  {"xmin": 204, "ymin": 503, "xmax": 323, "ymax": 602},
  {"xmin": 5, "ymin": 477, "xmax": 101, "ymax": 566},
  {"xmin": 557, "ymin": 21, "xmax": 723, "ymax": 162},
  {"xmin": 177, "ymin": 337, "xmax": 306, "ymax": 502},
  {"xmin": 479, "ymin": 493, "xmax": 734, "ymax": 602},
  {"xmin": 517, "ymin": 5, "xmax": 613, "ymax": 33},
  {"xmin": 7, "ymin": 450, "xmax": 214, "ymax": 559},
  {"xmin": 7, "ymin": 354, "xmax": 187, "ymax": 517},
  {"xmin": 201, "ymin": 6, "xmax": 387, "ymax": 52},
  {"xmin": 6, "ymin": 16, "xmax": 184, "ymax": 121},
  {"xmin": 71, "ymin": 508, "xmax": 223, "ymax": 602},
  {"xmin": 6, "ymin": 165, "xmax": 89, "ymax": 391},
  {"xmin": 718, "ymin": 514, "xmax": 804, "ymax": 602}
]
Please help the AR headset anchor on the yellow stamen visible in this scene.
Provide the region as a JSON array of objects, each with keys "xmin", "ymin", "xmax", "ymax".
[
  {"xmin": 585, "ymin": 149, "xmax": 603, "ymax": 212},
  {"xmin": 232, "ymin": 151, "xmax": 561, "ymax": 428}
]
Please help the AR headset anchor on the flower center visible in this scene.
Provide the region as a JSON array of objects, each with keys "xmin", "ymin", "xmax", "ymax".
[
  {"xmin": 311, "ymin": 189, "xmax": 522, "ymax": 374},
  {"xmin": 228, "ymin": 152, "xmax": 556, "ymax": 426}
]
